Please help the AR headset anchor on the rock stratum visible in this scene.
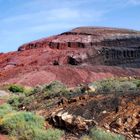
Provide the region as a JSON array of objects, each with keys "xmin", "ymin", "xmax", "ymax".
[{"xmin": 1, "ymin": 27, "xmax": 140, "ymax": 86}]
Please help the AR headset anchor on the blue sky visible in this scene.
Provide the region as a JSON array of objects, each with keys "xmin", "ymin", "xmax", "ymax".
[{"xmin": 0, "ymin": 0, "xmax": 140, "ymax": 52}]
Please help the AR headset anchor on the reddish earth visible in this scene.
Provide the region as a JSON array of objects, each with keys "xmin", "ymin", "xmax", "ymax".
[
  {"xmin": 0, "ymin": 27, "xmax": 140, "ymax": 87},
  {"xmin": 0, "ymin": 99, "xmax": 5, "ymax": 105},
  {"xmin": 0, "ymin": 135, "xmax": 9, "ymax": 140}
]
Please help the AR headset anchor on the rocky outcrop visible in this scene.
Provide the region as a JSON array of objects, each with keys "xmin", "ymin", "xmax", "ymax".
[
  {"xmin": 0, "ymin": 27, "xmax": 140, "ymax": 86},
  {"xmin": 101, "ymin": 47, "xmax": 140, "ymax": 65},
  {"xmin": 18, "ymin": 28, "xmax": 140, "ymax": 51},
  {"xmin": 18, "ymin": 27, "xmax": 140, "ymax": 67},
  {"xmin": 49, "ymin": 111, "xmax": 96, "ymax": 133}
]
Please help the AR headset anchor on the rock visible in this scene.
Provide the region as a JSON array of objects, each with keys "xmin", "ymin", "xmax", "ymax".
[
  {"xmin": 134, "ymin": 134, "xmax": 140, "ymax": 139},
  {"xmin": 61, "ymin": 112, "xmax": 73, "ymax": 124},
  {"xmin": 116, "ymin": 118, "xmax": 123, "ymax": 126},
  {"xmin": 58, "ymin": 97, "xmax": 68, "ymax": 106},
  {"xmin": 67, "ymin": 56, "xmax": 81, "ymax": 65},
  {"xmin": 68, "ymin": 98, "xmax": 78, "ymax": 104},
  {"xmin": 50, "ymin": 110, "xmax": 96, "ymax": 132},
  {"xmin": 53, "ymin": 60, "xmax": 59, "ymax": 65},
  {"xmin": 104, "ymin": 124, "xmax": 110, "ymax": 129},
  {"xmin": 106, "ymin": 129, "xmax": 110, "ymax": 132},
  {"xmin": 132, "ymin": 122, "xmax": 140, "ymax": 135},
  {"xmin": 102, "ymin": 110, "xmax": 107, "ymax": 114},
  {"xmin": 110, "ymin": 118, "xmax": 122, "ymax": 129},
  {"xmin": 127, "ymin": 116, "xmax": 132, "ymax": 123}
]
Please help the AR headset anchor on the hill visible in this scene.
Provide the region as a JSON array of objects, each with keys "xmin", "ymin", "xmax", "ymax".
[{"xmin": 0, "ymin": 27, "xmax": 140, "ymax": 86}]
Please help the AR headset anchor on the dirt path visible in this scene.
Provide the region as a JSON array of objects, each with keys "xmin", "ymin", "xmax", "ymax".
[{"xmin": 0, "ymin": 90, "xmax": 9, "ymax": 97}]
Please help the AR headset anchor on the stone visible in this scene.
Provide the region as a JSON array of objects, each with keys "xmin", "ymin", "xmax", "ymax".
[
  {"xmin": 127, "ymin": 117, "xmax": 132, "ymax": 123},
  {"xmin": 102, "ymin": 110, "xmax": 107, "ymax": 114},
  {"xmin": 67, "ymin": 56, "xmax": 81, "ymax": 65},
  {"xmin": 104, "ymin": 124, "xmax": 110, "ymax": 129},
  {"xmin": 110, "ymin": 118, "xmax": 122, "ymax": 129},
  {"xmin": 134, "ymin": 134, "xmax": 140, "ymax": 138},
  {"xmin": 50, "ymin": 110, "xmax": 96, "ymax": 132},
  {"xmin": 116, "ymin": 118, "xmax": 122, "ymax": 126}
]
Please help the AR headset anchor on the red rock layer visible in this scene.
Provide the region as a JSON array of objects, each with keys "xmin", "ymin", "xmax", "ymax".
[{"xmin": 0, "ymin": 27, "xmax": 140, "ymax": 86}]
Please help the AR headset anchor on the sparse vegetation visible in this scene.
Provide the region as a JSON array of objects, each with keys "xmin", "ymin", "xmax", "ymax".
[
  {"xmin": 1, "ymin": 78, "xmax": 139, "ymax": 140},
  {"xmin": 8, "ymin": 94, "xmax": 34, "ymax": 110},
  {"xmin": 8, "ymin": 95, "xmax": 24, "ymax": 109},
  {"xmin": 0, "ymin": 103, "xmax": 14, "ymax": 118},
  {"xmin": 0, "ymin": 104, "xmax": 63, "ymax": 140},
  {"xmin": 88, "ymin": 127, "xmax": 125, "ymax": 140},
  {"xmin": 42, "ymin": 81, "xmax": 67, "ymax": 98},
  {"xmin": 8, "ymin": 84, "xmax": 24, "ymax": 93},
  {"xmin": 81, "ymin": 127, "xmax": 126, "ymax": 140},
  {"xmin": 7, "ymin": 78, "xmax": 140, "ymax": 112},
  {"xmin": 94, "ymin": 78, "xmax": 139, "ymax": 94},
  {"xmin": 81, "ymin": 135, "xmax": 91, "ymax": 140}
]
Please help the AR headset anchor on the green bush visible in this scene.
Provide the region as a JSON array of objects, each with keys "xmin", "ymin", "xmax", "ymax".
[
  {"xmin": 32, "ymin": 86, "xmax": 44, "ymax": 95},
  {"xmin": 8, "ymin": 95, "xmax": 26, "ymax": 110},
  {"xmin": 24, "ymin": 87, "xmax": 34, "ymax": 96},
  {"xmin": 95, "ymin": 79, "xmax": 120, "ymax": 93},
  {"xmin": 43, "ymin": 81, "xmax": 67, "ymax": 98},
  {"xmin": 38, "ymin": 128, "xmax": 64, "ymax": 140},
  {"xmin": 0, "ymin": 111, "xmax": 45, "ymax": 130},
  {"xmin": 81, "ymin": 135, "xmax": 91, "ymax": 140},
  {"xmin": 89, "ymin": 127, "xmax": 125, "ymax": 140},
  {"xmin": 8, "ymin": 94, "xmax": 34, "ymax": 110},
  {"xmin": 119, "ymin": 81, "xmax": 137, "ymax": 91},
  {"xmin": 94, "ymin": 78, "xmax": 139, "ymax": 94},
  {"xmin": 132, "ymin": 79, "xmax": 140, "ymax": 88},
  {"xmin": 44, "ymin": 81, "xmax": 66, "ymax": 92},
  {"xmin": 0, "ymin": 111, "xmax": 63, "ymax": 140},
  {"xmin": 8, "ymin": 84, "xmax": 24, "ymax": 93},
  {"xmin": 0, "ymin": 103, "xmax": 14, "ymax": 118},
  {"xmin": 0, "ymin": 112, "xmax": 44, "ymax": 139}
]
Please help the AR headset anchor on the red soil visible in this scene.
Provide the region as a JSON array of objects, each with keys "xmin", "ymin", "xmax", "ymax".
[
  {"xmin": 0, "ymin": 99, "xmax": 5, "ymax": 105},
  {"xmin": 0, "ymin": 27, "xmax": 140, "ymax": 87},
  {"xmin": 0, "ymin": 135, "xmax": 9, "ymax": 140}
]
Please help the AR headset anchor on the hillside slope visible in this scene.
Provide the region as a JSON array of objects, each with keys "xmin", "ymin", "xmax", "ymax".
[{"xmin": 0, "ymin": 27, "xmax": 140, "ymax": 86}]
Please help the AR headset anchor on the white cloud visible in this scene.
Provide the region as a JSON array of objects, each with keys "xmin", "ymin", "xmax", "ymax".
[
  {"xmin": 1, "ymin": 7, "xmax": 106, "ymax": 35},
  {"xmin": 1, "ymin": 2, "xmax": 107, "ymax": 35},
  {"xmin": 1, "ymin": 6, "xmax": 106, "ymax": 24},
  {"xmin": 48, "ymin": 8, "xmax": 79, "ymax": 20}
]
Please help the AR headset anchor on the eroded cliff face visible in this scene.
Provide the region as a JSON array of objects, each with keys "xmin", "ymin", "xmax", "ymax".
[
  {"xmin": 18, "ymin": 27, "xmax": 140, "ymax": 67},
  {"xmin": 0, "ymin": 27, "xmax": 140, "ymax": 86}
]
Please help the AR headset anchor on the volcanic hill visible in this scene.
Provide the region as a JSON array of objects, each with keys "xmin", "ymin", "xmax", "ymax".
[{"xmin": 1, "ymin": 27, "xmax": 140, "ymax": 86}]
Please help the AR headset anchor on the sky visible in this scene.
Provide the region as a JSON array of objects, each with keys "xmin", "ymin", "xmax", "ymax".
[{"xmin": 0, "ymin": 0, "xmax": 140, "ymax": 52}]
